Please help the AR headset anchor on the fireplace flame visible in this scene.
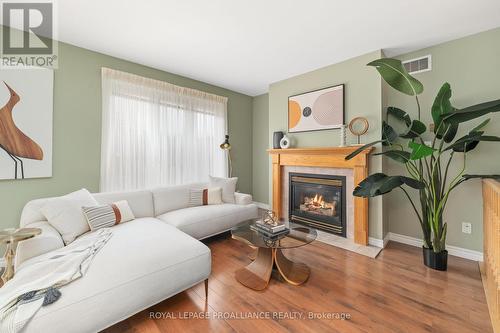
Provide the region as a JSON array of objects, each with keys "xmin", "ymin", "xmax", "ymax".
[
  {"xmin": 312, "ymin": 194, "xmax": 325, "ymax": 208},
  {"xmin": 301, "ymin": 194, "xmax": 336, "ymax": 216}
]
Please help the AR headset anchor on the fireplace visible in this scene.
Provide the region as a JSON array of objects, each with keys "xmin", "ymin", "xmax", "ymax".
[{"xmin": 289, "ymin": 173, "xmax": 346, "ymax": 237}]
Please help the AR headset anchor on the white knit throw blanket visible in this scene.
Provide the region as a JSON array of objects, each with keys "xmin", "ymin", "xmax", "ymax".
[{"xmin": 0, "ymin": 228, "xmax": 112, "ymax": 333}]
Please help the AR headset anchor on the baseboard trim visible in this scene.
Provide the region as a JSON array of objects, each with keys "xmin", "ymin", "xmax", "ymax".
[
  {"xmin": 383, "ymin": 233, "xmax": 390, "ymax": 248},
  {"xmin": 253, "ymin": 202, "xmax": 270, "ymax": 210},
  {"xmin": 368, "ymin": 233, "xmax": 390, "ymax": 249},
  {"xmin": 387, "ymin": 232, "xmax": 484, "ymax": 262},
  {"xmin": 368, "ymin": 237, "xmax": 384, "ymax": 248}
]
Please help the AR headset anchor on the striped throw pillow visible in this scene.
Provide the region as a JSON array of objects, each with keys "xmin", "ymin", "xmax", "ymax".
[
  {"xmin": 82, "ymin": 200, "xmax": 135, "ymax": 231},
  {"xmin": 189, "ymin": 187, "xmax": 223, "ymax": 207}
]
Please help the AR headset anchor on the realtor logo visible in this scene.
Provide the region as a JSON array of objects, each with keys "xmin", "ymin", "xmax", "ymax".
[{"xmin": 0, "ymin": 0, "xmax": 58, "ymax": 68}]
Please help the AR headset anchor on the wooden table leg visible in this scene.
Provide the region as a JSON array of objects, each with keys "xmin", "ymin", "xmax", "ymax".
[
  {"xmin": 2, "ymin": 242, "xmax": 15, "ymax": 285},
  {"xmin": 248, "ymin": 245, "xmax": 258, "ymax": 260},
  {"xmin": 235, "ymin": 247, "xmax": 273, "ymax": 290},
  {"xmin": 274, "ymin": 248, "xmax": 310, "ymax": 286}
]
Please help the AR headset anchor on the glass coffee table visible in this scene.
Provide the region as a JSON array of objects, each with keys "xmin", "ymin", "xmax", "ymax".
[{"xmin": 231, "ymin": 220, "xmax": 317, "ymax": 290}]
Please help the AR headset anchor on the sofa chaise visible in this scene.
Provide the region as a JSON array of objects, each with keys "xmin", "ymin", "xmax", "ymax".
[{"xmin": 13, "ymin": 182, "xmax": 258, "ymax": 333}]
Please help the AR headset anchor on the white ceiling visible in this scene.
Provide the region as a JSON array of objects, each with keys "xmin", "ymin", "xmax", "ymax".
[{"xmin": 40, "ymin": 1, "xmax": 500, "ymax": 95}]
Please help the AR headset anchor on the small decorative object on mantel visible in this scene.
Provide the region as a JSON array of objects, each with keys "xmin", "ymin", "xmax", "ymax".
[
  {"xmin": 339, "ymin": 125, "xmax": 347, "ymax": 147},
  {"xmin": 0, "ymin": 227, "xmax": 41, "ymax": 285},
  {"xmin": 273, "ymin": 131, "xmax": 284, "ymax": 149},
  {"xmin": 288, "ymin": 84, "xmax": 344, "ymax": 133},
  {"xmin": 219, "ymin": 134, "xmax": 233, "ymax": 177},
  {"xmin": 279, "ymin": 134, "xmax": 291, "ymax": 149},
  {"xmin": 348, "ymin": 116, "xmax": 369, "ymax": 145}
]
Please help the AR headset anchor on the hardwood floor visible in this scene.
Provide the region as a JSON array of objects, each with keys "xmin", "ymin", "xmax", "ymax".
[{"xmin": 104, "ymin": 234, "xmax": 492, "ymax": 333}]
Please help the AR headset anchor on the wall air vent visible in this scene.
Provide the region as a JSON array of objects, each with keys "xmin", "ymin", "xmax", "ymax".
[{"xmin": 402, "ymin": 55, "xmax": 432, "ymax": 74}]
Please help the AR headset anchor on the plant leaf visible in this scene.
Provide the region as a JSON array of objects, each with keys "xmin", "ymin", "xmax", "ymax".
[
  {"xmin": 446, "ymin": 131, "xmax": 482, "ymax": 152},
  {"xmin": 443, "ymin": 99, "xmax": 500, "ymax": 124},
  {"xmin": 431, "ymin": 83, "xmax": 453, "ymax": 134},
  {"xmin": 382, "ymin": 121, "xmax": 398, "ymax": 145},
  {"xmin": 470, "ymin": 118, "xmax": 491, "ymax": 132},
  {"xmin": 353, "ymin": 173, "xmax": 424, "ymax": 198},
  {"xmin": 478, "ymin": 135, "xmax": 500, "ymax": 141},
  {"xmin": 400, "ymin": 176, "xmax": 426, "ymax": 189},
  {"xmin": 399, "ymin": 120, "xmax": 427, "ymax": 139},
  {"xmin": 445, "ymin": 131, "xmax": 500, "ymax": 152},
  {"xmin": 373, "ymin": 150, "xmax": 411, "ymax": 163},
  {"xmin": 439, "ymin": 223, "xmax": 447, "ymax": 249},
  {"xmin": 387, "ymin": 107, "xmax": 411, "ymax": 126},
  {"xmin": 368, "ymin": 58, "xmax": 424, "ymax": 96},
  {"xmin": 408, "ymin": 141, "xmax": 436, "ymax": 160},
  {"xmin": 345, "ymin": 140, "xmax": 384, "ymax": 161},
  {"xmin": 443, "ymin": 123, "xmax": 458, "ymax": 143}
]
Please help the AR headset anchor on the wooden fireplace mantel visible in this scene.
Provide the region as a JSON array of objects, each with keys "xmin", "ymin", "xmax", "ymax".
[{"xmin": 268, "ymin": 146, "xmax": 373, "ymax": 245}]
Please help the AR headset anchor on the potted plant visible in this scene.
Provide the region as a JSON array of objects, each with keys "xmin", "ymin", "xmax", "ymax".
[{"xmin": 346, "ymin": 58, "xmax": 500, "ymax": 271}]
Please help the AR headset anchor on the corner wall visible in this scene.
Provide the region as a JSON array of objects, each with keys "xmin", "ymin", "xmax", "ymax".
[
  {"xmin": 385, "ymin": 27, "xmax": 500, "ymax": 251},
  {"xmin": 266, "ymin": 50, "xmax": 385, "ymax": 240},
  {"xmin": 252, "ymin": 94, "xmax": 270, "ymax": 204}
]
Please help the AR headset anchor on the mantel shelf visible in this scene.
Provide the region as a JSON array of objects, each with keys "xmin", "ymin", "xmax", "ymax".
[{"xmin": 267, "ymin": 146, "xmax": 373, "ymax": 156}]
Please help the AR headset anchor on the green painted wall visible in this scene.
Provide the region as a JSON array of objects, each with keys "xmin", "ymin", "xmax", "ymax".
[
  {"xmin": 386, "ymin": 27, "xmax": 500, "ymax": 251},
  {"xmin": 252, "ymin": 93, "xmax": 269, "ymax": 204},
  {"xmin": 267, "ymin": 50, "xmax": 385, "ymax": 239},
  {"xmin": 0, "ymin": 40, "xmax": 253, "ymax": 232},
  {"xmin": 381, "ymin": 50, "xmax": 390, "ymax": 239}
]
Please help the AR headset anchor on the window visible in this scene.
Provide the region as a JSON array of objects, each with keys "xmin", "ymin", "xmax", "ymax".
[{"xmin": 100, "ymin": 68, "xmax": 227, "ymax": 192}]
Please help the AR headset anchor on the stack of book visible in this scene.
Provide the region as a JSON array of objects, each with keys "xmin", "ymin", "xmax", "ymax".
[{"xmin": 250, "ymin": 220, "xmax": 289, "ymax": 238}]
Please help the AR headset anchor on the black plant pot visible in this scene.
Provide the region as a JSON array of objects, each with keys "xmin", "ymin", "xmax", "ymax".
[{"xmin": 422, "ymin": 247, "xmax": 448, "ymax": 271}]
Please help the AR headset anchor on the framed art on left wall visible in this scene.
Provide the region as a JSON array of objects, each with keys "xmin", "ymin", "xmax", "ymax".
[
  {"xmin": 288, "ymin": 84, "xmax": 344, "ymax": 133},
  {"xmin": 0, "ymin": 67, "xmax": 53, "ymax": 180}
]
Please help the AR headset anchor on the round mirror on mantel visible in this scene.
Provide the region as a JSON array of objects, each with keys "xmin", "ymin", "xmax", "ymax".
[{"xmin": 348, "ymin": 117, "xmax": 369, "ymax": 145}]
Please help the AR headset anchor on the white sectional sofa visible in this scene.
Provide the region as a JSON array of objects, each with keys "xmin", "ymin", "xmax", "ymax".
[{"xmin": 14, "ymin": 183, "xmax": 258, "ymax": 333}]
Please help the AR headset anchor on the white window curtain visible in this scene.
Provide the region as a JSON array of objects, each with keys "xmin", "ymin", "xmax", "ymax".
[{"xmin": 100, "ymin": 68, "xmax": 228, "ymax": 192}]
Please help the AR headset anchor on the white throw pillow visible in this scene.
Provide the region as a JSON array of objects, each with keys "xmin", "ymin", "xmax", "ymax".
[
  {"xmin": 82, "ymin": 200, "xmax": 135, "ymax": 231},
  {"xmin": 188, "ymin": 187, "xmax": 223, "ymax": 207},
  {"xmin": 41, "ymin": 189, "xmax": 98, "ymax": 245},
  {"xmin": 209, "ymin": 176, "xmax": 237, "ymax": 203}
]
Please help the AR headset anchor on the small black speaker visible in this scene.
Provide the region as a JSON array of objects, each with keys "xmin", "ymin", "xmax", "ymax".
[{"xmin": 273, "ymin": 131, "xmax": 284, "ymax": 149}]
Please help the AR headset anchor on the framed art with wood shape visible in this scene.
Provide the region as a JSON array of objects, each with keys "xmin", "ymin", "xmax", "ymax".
[
  {"xmin": 0, "ymin": 67, "xmax": 53, "ymax": 180},
  {"xmin": 288, "ymin": 84, "xmax": 344, "ymax": 133}
]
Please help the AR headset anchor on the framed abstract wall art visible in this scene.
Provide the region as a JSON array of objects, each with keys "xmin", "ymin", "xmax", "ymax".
[
  {"xmin": 0, "ymin": 68, "xmax": 53, "ymax": 180},
  {"xmin": 288, "ymin": 84, "xmax": 344, "ymax": 133}
]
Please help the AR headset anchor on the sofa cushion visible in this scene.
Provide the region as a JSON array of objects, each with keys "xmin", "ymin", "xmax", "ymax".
[
  {"xmin": 235, "ymin": 192, "xmax": 253, "ymax": 205},
  {"xmin": 157, "ymin": 203, "xmax": 258, "ymax": 239},
  {"xmin": 82, "ymin": 200, "xmax": 135, "ymax": 231},
  {"xmin": 20, "ymin": 217, "xmax": 211, "ymax": 333},
  {"xmin": 188, "ymin": 187, "xmax": 223, "ymax": 206},
  {"xmin": 93, "ymin": 190, "xmax": 154, "ymax": 218},
  {"xmin": 152, "ymin": 182, "xmax": 207, "ymax": 216},
  {"xmin": 41, "ymin": 189, "xmax": 99, "ymax": 245},
  {"xmin": 209, "ymin": 176, "xmax": 237, "ymax": 203}
]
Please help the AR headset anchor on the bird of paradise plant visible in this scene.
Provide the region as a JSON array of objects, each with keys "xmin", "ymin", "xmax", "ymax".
[{"xmin": 346, "ymin": 58, "xmax": 500, "ymax": 269}]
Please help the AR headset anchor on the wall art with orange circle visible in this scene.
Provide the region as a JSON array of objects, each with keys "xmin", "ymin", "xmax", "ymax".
[{"xmin": 288, "ymin": 84, "xmax": 344, "ymax": 133}]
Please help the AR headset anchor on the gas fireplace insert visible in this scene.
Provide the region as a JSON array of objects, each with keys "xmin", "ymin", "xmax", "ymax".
[{"xmin": 289, "ymin": 173, "xmax": 346, "ymax": 237}]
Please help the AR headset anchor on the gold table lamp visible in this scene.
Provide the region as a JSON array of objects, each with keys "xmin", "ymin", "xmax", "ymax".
[
  {"xmin": 0, "ymin": 227, "xmax": 41, "ymax": 286},
  {"xmin": 219, "ymin": 134, "xmax": 233, "ymax": 177}
]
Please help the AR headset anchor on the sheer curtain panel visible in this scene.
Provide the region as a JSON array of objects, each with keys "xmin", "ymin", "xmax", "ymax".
[{"xmin": 100, "ymin": 68, "xmax": 228, "ymax": 192}]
